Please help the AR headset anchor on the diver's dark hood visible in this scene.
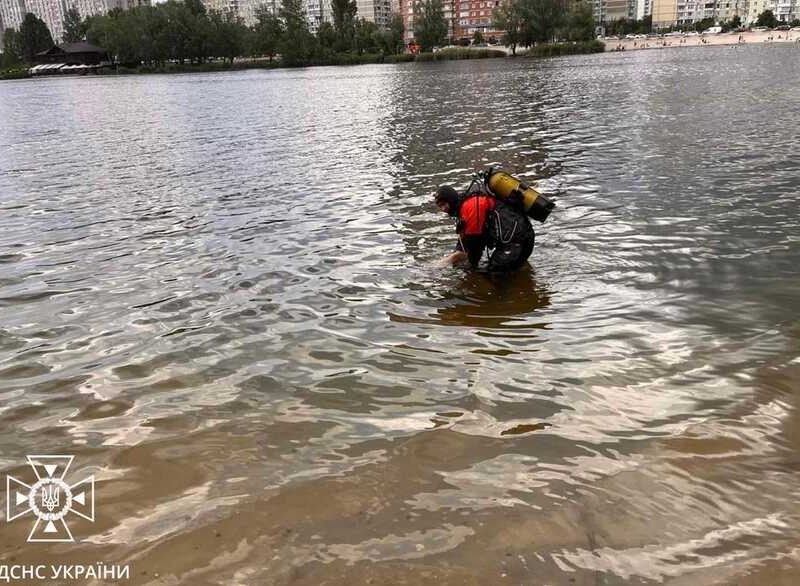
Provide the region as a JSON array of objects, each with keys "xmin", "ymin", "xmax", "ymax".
[{"xmin": 435, "ymin": 185, "xmax": 461, "ymax": 217}]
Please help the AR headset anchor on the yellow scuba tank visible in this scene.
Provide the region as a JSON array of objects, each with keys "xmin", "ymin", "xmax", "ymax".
[{"xmin": 485, "ymin": 168, "xmax": 555, "ymax": 223}]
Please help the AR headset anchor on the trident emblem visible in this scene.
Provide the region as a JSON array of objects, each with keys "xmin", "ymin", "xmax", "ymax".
[
  {"xmin": 41, "ymin": 483, "xmax": 61, "ymax": 512},
  {"xmin": 5, "ymin": 455, "xmax": 95, "ymax": 543}
]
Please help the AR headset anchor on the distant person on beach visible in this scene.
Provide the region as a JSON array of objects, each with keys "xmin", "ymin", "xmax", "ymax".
[{"xmin": 435, "ymin": 185, "xmax": 535, "ymax": 271}]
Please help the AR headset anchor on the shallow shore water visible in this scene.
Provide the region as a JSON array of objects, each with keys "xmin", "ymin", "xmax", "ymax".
[{"xmin": 1, "ymin": 45, "xmax": 799, "ymax": 584}]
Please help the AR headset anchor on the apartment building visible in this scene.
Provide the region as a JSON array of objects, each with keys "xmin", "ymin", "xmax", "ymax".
[
  {"xmin": 0, "ymin": 0, "xmax": 151, "ymax": 43},
  {"xmin": 652, "ymin": 0, "xmax": 797, "ymax": 26},
  {"xmin": 242, "ymin": 0, "xmax": 279, "ymax": 24},
  {"xmin": 203, "ymin": 0, "xmax": 240, "ymax": 14},
  {"xmin": 392, "ymin": 0, "xmax": 412, "ymax": 43},
  {"xmin": 393, "ymin": 0, "xmax": 504, "ymax": 46},
  {"xmin": 744, "ymin": 0, "xmax": 767, "ymax": 20},
  {"xmin": 593, "ymin": 0, "xmax": 635, "ymax": 23},
  {"xmin": 635, "ymin": 0, "xmax": 652, "ymax": 18},
  {"xmin": 16, "ymin": 0, "xmax": 66, "ymax": 40},
  {"xmin": 457, "ymin": 0, "xmax": 503, "ymax": 40},
  {"xmin": 201, "ymin": 0, "xmax": 276, "ymax": 26},
  {"xmin": 0, "ymin": 0, "xmax": 26, "ymax": 33},
  {"xmin": 771, "ymin": 0, "xmax": 798, "ymax": 21},
  {"xmin": 357, "ymin": 0, "xmax": 392, "ymax": 27}
]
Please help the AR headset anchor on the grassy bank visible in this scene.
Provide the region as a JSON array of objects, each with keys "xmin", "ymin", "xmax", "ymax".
[
  {"xmin": 527, "ymin": 40, "xmax": 605, "ymax": 58},
  {"xmin": 0, "ymin": 67, "xmax": 31, "ymax": 80},
  {"xmin": 415, "ymin": 48, "xmax": 508, "ymax": 61}
]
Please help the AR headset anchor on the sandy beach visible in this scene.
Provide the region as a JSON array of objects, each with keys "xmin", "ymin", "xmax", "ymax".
[{"xmin": 604, "ymin": 29, "xmax": 800, "ymax": 52}]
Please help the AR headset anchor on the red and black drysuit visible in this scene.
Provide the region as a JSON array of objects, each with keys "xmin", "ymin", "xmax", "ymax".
[{"xmin": 453, "ymin": 193, "xmax": 535, "ymax": 271}]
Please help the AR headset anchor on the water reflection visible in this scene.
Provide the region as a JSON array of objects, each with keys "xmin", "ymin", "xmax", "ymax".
[{"xmin": 389, "ymin": 267, "xmax": 550, "ymax": 329}]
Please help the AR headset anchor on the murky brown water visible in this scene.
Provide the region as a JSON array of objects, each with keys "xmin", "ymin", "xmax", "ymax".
[{"xmin": 1, "ymin": 45, "xmax": 800, "ymax": 584}]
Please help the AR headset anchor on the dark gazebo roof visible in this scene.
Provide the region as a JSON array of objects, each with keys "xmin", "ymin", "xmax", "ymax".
[
  {"xmin": 58, "ymin": 42, "xmax": 107, "ymax": 54},
  {"xmin": 37, "ymin": 42, "xmax": 107, "ymax": 56}
]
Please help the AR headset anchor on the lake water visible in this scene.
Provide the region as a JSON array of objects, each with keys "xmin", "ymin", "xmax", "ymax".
[{"xmin": 1, "ymin": 45, "xmax": 799, "ymax": 584}]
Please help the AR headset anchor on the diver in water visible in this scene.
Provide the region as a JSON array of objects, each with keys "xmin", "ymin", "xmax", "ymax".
[{"xmin": 435, "ymin": 184, "xmax": 535, "ymax": 271}]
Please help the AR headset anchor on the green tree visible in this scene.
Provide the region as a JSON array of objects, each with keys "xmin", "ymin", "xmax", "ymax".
[
  {"xmin": 279, "ymin": 0, "xmax": 315, "ymax": 65},
  {"xmin": 721, "ymin": 15, "xmax": 741, "ymax": 32},
  {"xmin": 2, "ymin": 28, "xmax": 22, "ymax": 67},
  {"xmin": 153, "ymin": 1, "xmax": 190, "ymax": 63},
  {"xmin": 354, "ymin": 18, "xmax": 378, "ymax": 54},
  {"xmin": 493, "ymin": 0, "xmax": 522, "ymax": 55},
  {"xmin": 316, "ymin": 21, "xmax": 336, "ymax": 54},
  {"xmin": 519, "ymin": 0, "xmax": 565, "ymax": 45},
  {"xmin": 63, "ymin": 7, "xmax": 87, "ymax": 43},
  {"xmin": 564, "ymin": 0, "xmax": 593, "ymax": 41},
  {"xmin": 331, "ymin": 0, "xmax": 357, "ymax": 51},
  {"xmin": 415, "ymin": 0, "xmax": 448, "ymax": 51},
  {"xmin": 210, "ymin": 10, "xmax": 246, "ymax": 63},
  {"xmin": 371, "ymin": 14, "xmax": 404, "ymax": 55},
  {"xmin": 184, "ymin": 0, "xmax": 207, "ymax": 17},
  {"xmin": 18, "ymin": 13, "xmax": 54, "ymax": 62},
  {"xmin": 388, "ymin": 13, "xmax": 405, "ymax": 54},
  {"xmin": 472, "ymin": 30, "xmax": 484, "ymax": 44},
  {"xmin": 253, "ymin": 6, "xmax": 283, "ymax": 62},
  {"xmin": 159, "ymin": 0, "xmax": 210, "ymax": 64},
  {"xmin": 135, "ymin": 5, "xmax": 170, "ymax": 66},
  {"xmin": 692, "ymin": 17, "xmax": 714, "ymax": 31},
  {"xmin": 755, "ymin": 9, "xmax": 777, "ymax": 28}
]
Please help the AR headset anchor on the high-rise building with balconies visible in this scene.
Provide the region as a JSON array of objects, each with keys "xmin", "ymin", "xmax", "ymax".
[
  {"xmin": 357, "ymin": 0, "xmax": 393, "ymax": 27},
  {"xmin": 653, "ymin": 0, "xmax": 764, "ymax": 27},
  {"xmin": 772, "ymin": 0, "xmax": 798, "ymax": 21},
  {"xmin": 0, "ymin": 0, "xmax": 151, "ymax": 43},
  {"xmin": 593, "ymin": 0, "xmax": 636, "ymax": 26},
  {"xmin": 0, "ymin": 0, "xmax": 27, "ymax": 34}
]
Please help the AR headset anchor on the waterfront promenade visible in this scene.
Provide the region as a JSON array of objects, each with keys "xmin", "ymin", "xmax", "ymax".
[{"xmin": 605, "ymin": 29, "xmax": 800, "ymax": 52}]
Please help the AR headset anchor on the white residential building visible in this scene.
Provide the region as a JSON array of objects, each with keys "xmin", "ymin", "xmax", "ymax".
[
  {"xmin": 202, "ymin": 0, "xmax": 286, "ymax": 26},
  {"xmin": 593, "ymin": 0, "xmax": 636, "ymax": 24},
  {"xmin": 635, "ymin": 0, "xmax": 653, "ymax": 19},
  {"xmin": 203, "ymin": 0, "xmax": 240, "ymax": 15},
  {"xmin": 771, "ymin": 0, "xmax": 798, "ymax": 22},
  {"xmin": 653, "ymin": 0, "xmax": 750, "ymax": 27},
  {"xmin": 304, "ymin": 0, "xmax": 331, "ymax": 34},
  {"xmin": 0, "ymin": 0, "xmax": 27, "ymax": 33},
  {"xmin": 0, "ymin": 0, "xmax": 151, "ymax": 42},
  {"xmin": 69, "ymin": 0, "xmax": 110, "ymax": 19},
  {"xmin": 19, "ymin": 0, "xmax": 66, "ymax": 41},
  {"xmin": 745, "ymin": 0, "xmax": 768, "ymax": 21},
  {"xmin": 356, "ymin": 0, "xmax": 392, "ymax": 27}
]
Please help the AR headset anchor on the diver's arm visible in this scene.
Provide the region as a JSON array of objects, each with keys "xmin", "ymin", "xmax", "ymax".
[
  {"xmin": 439, "ymin": 235, "xmax": 482, "ymax": 267},
  {"xmin": 461, "ymin": 235, "xmax": 485, "ymax": 267}
]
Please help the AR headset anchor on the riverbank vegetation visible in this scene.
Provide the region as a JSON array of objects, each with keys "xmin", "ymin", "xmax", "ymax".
[
  {"xmin": 1, "ymin": 0, "xmax": 406, "ymax": 71},
  {"xmin": 528, "ymin": 39, "xmax": 604, "ymax": 57},
  {"xmin": 416, "ymin": 47, "xmax": 508, "ymax": 61},
  {"xmin": 2, "ymin": 0, "xmax": 604, "ymax": 79}
]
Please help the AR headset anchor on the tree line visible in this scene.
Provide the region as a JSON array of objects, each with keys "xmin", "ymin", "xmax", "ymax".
[
  {"xmin": 2, "ymin": 0, "xmax": 406, "ymax": 69},
  {"xmin": 492, "ymin": 0, "xmax": 595, "ymax": 55}
]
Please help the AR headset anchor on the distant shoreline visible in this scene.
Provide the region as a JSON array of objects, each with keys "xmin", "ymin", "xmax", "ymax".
[
  {"xmin": 604, "ymin": 30, "xmax": 800, "ymax": 52},
  {"xmin": 2, "ymin": 43, "xmax": 601, "ymax": 81}
]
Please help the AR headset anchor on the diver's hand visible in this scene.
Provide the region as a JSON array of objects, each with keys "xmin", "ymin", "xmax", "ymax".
[{"xmin": 438, "ymin": 251, "xmax": 468, "ymax": 267}]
